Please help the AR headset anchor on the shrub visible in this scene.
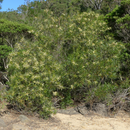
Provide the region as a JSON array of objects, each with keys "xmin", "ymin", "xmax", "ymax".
[
  {"xmin": 6, "ymin": 10, "xmax": 124, "ymax": 116},
  {"xmin": 41, "ymin": 11, "xmax": 124, "ymax": 106},
  {"xmin": 6, "ymin": 39, "xmax": 59, "ymax": 118},
  {"xmin": 34, "ymin": 10, "xmax": 124, "ymax": 106},
  {"xmin": 105, "ymin": 0, "xmax": 130, "ymax": 79}
]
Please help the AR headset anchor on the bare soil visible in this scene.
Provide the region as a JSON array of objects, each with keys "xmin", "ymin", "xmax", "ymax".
[{"xmin": 0, "ymin": 103, "xmax": 130, "ymax": 130}]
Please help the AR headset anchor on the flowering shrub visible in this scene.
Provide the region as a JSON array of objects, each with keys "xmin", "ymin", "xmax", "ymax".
[
  {"xmin": 35, "ymin": 11, "xmax": 124, "ymax": 105},
  {"xmin": 6, "ymin": 10, "xmax": 124, "ymax": 117},
  {"xmin": 6, "ymin": 39, "xmax": 60, "ymax": 118}
]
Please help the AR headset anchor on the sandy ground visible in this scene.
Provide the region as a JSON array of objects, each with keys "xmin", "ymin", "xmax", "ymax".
[
  {"xmin": 53, "ymin": 111, "xmax": 130, "ymax": 130},
  {"xmin": 0, "ymin": 110, "xmax": 130, "ymax": 130}
]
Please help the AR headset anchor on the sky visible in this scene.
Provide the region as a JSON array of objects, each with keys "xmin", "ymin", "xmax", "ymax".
[{"xmin": 0, "ymin": 0, "xmax": 34, "ymax": 12}]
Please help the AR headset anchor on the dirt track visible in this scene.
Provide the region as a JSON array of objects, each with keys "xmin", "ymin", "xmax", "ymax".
[
  {"xmin": 0, "ymin": 109, "xmax": 130, "ymax": 130},
  {"xmin": 54, "ymin": 111, "xmax": 130, "ymax": 130}
]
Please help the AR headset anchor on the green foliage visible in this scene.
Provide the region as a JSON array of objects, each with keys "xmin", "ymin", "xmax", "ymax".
[
  {"xmin": 0, "ymin": 45, "xmax": 12, "ymax": 71},
  {"xmin": 100, "ymin": 0, "xmax": 122, "ymax": 15},
  {"xmin": 86, "ymin": 73, "xmax": 130, "ymax": 105},
  {"xmin": 0, "ymin": 18, "xmax": 35, "ymax": 49},
  {"xmin": 6, "ymin": 39, "xmax": 59, "ymax": 118},
  {"xmin": 105, "ymin": 0, "xmax": 130, "ymax": 42},
  {"xmin": 6, "ymin": 10, "xmax": 124, "ymax": 117},
  {"xmin": 17, "ymin": 0, "xmax": 81, "ymax": 20},
  {"xmin": 86, "ymin": 83, "xmax": 118, "ymax": 103},
  {"xmin": 86, "ymin": 80, "xmax": 130, "ymax": 108},
  {"xmin": 0, "ymin": 0, "xmax": 129, "ymax": 118},
  {"xmin": 48, "ymin": 0, "xmax": 80, "ymax": 16},
  {"xmin": 0, "ymin": 45, "xmax": 12, "ymax": 58},
  {"xmin": 0, "ymin": 19, "xmax": 34, "ymax": 37},
  {"xmin": 0, "ymin": 0, "xmax": 3, "ymax": 9},
  {"xmin": 0, "ymin": 19, "xmax": 35, "ymax": 71},
  {"xmin": 105, "ymin": 0, "xmax": 130, "ymax": 78},
  {"xmin": 0, "ymin": 10, "xmax": 24, "ymax": 23},
  {"xmin": 76, "ymin": 0, "xmax": 122, "ymax": 15},
  {"xmin": 105, "ymin": 5, "xmax": 126, "ymax": 40}
]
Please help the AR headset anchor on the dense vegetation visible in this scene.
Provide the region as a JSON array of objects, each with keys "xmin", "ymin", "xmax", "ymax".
[{"xmin": 0, "ymin": 0, "xmax": 130, "ymax": 118}]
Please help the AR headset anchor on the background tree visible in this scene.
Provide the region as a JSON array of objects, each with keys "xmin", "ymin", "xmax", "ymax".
[
  {"xmin": 0, "ymin": 19, "xmax": 35, "ymax": 71},
  {"xmin": 17, "ymin": 0, "xmax": 81, "ymax": 19},
  {"xmin": 80, "ymin": 0, "xmax": 122, "ymax": 14},
  {"xmin": 47, "ymin": 0, "xmax": 81, "ymax": 16},
  {"xmin": 0, "ymin": 0, "xmax": 3, "ymax": 9},
  {"xmin": 105, "ymin": 0, "xmax": 130, "ymax": 79},
  {"xmin": 0, "ymin": 10, "xmax": 23, "ymax": 23}
]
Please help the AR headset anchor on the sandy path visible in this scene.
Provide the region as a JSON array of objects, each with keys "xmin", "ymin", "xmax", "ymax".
[
  {"xmin": 54, "ymin": 112, "xmax": 130, "ymax": 130},
  {"xmin": 0, "ymin": 110, "xmax": 130, "ymax": 130}
]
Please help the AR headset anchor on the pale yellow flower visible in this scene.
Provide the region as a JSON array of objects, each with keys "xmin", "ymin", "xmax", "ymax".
[
  {"xmin": 98, "ymin": 73, "xmax": 102, "ymax": 76},
  {"xmin": 39, "ymin": 87, "xmax": 43, "ymax": 91},
  {"xmin": 62, "ymin": 13, "xmax": 65, "ymax": 16},
  {"xmin": 72, "ymin": 61, "xmax": 78, "ymax": 65},
  {"xmin": 58, "ymin": 85, "xmax": 64, "ymax": 89},
  {"xmin": 82, "ymin": 66, "xmax": 85, "ymax": 68},
  {"xmin": 53, "ymin": 92, "xmax": 58, "ymax": 96},
  {"xmin": 39, "ymin": 94, "xmax": 43, "ymax": 97},
  {"xmin": 93, "ymin": 62, "xmax": 96, "ymax": 65},
  {"xmin": 83, "ymin": 31, "xmax": 86, "ymax": 37},
  {"xmin": 87, "ymin": 80, "xmax": 91, "ymax": 84},
  {"xmin": 78, "ymin": 27, "xmax": 82, "ymax": 32},
  {"xmin": 23, "ymin": 62, "xmax": 30, "ymax": 68},
  {"xmin": 92, "ymin": 43, "xmax": 95, "ymax": 46},
  {"xmin": 88, "ymin": 74, "xmax": 91, "ymax": 77},
  {"xmin": 44, "ymin": 9, "xmax": 49, "ymax": 13},
  {"xmin": 15, "ymin": 63, "xmax": 20, "ymax": 69},
  {"xmin": 71, "ymin": 85, "xmax": 74, "ymax": 89},
  {"xmin": 94, "ymin": 81, "xmax": 98, "ymax": 84}
]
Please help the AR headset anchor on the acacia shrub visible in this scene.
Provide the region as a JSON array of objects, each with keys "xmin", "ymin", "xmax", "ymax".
[
  {"xmin": 32, "ymin": 10, "xmax": 124, "ymax": 107},
  {"xmin": 6, "ymin": 10, "xmax": 125, "ymax": 115},
  {"xmin": 59, "ymin": 12, "xmax": 124, "ymax": 106},
  {"xmin": 6, "ymin": 39, "xmax": 62, "ymax": 118}
]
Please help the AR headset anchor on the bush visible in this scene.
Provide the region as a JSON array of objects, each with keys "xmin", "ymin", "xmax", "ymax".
[
  {"xmin": 6, "ymin": 11, "xmax": 124, "ymax": 117},
  {"xmin": 6, "ymin": 39, "xmax": 58, "ymax": 118},
  {"xmin": 105, "ymin": 0, "xmax": 130, "ymax": 79},
  {"xmin": 40, "ymin": 11, "xmax": 124, "ymax": 106},
  {"xmin": 85, "ymin": 77, "xmax": 130, "ymax": 111}
]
